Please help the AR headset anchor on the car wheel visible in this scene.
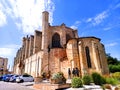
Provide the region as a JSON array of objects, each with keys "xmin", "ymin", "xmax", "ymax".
[{"xmin": 20, "ymin": 79, "xmax": 24, "ymax": 83}]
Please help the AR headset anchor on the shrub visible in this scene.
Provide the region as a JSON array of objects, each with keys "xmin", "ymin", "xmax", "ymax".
[
  {"xmin": 51, "ymin": 72, "xmax": 66, "ymax": 84},
  {"xmin": 109, "ymin": 65, "xmax": 120, "ymax": 73},
  {"xmin": 82, "ymin": 75, "xmax": 92, "ymax": 85},
  {"xmin": 106, "ymin": 77, "xmax": 119, "ymax": 85},
  {"xmin": 112, "ymin": 72, "xmax": 120, "ymax": 80},
  {"xmin": 92, "ymin": 72, "xmax": 106, "ymax": 85},
  {"xmin": 51, "ymin": 72, "xmax": 63, "ymax": 79},
  {"xmin": 71, "ymin": 77, "xmax": 83, "ymax": 88}
]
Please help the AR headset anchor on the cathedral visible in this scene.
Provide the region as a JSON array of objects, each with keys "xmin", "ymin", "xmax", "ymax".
[{"xmin": 13, "ymin": 11, "xmax": 109, "ymax": 78}]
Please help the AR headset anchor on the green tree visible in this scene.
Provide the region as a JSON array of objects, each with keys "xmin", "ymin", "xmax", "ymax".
[
  {"xmin": 106, "ymin": 53, "xmax": 120, "ymax": 65},
  {"xmin": 106, "ymin": 53, "xmax": 120, "ymax": 73}
]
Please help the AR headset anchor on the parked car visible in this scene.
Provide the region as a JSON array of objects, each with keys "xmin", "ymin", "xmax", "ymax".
[
  {"xmin": 9, "ymin": 75, "xmax": 20, "ymax": 82},
  {"xmin": 16, "ymin": 74, "xmax": 34, "ymax": 83},
  {"xmin": 0, "ymin": 75, "xmax": 3, "ymax": 81},
  {"xmin": 2, "ymin": 74, "xmax": 13, "ymax": 82}
]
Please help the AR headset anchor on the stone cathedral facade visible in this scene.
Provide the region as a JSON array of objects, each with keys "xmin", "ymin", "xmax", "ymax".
[{"xmin": 13, "ymin": 11, "xmax": 109, "ymax": 78}]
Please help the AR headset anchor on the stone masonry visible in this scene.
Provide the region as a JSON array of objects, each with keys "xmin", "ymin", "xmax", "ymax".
[{"xmin": 13, "ymin": 11, "xmax": 109, "ymax": 78}]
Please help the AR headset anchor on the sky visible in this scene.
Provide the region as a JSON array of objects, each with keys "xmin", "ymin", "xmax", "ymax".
[{"xmin": 0, "ymin": 0, "xmax": 120, "ymax": 70}]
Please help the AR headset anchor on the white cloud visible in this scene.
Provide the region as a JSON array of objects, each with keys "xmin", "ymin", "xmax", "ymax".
[
  {"xmin": 86, "ymin": 11, "xmax": 108, "ymax": 26},
  {"xmin": 103, "ymin": 27, "xmax": 111, "ymax": 31},
  {"xmin": 114, "ymin": 3, "xmax": 120, "ymax": 9},
  {"xmin": 0, "ymin": 48, "xmax": 14, "ymax": 57},
  {"xmin": 0, "ymin": 3, "xmax": 7, "ymax": 27},
  {"xmin": 103, "ymin": 23, "xmax": 120, "ymax": 31},
  {"xmin": 0, "ymin": 44, "xmax": 20, "ymax": 70},
  {"xmin": 105, "ymin": 42, "xmax": 118, "ymax": 47},
  {"xmin": 0, "ymin": 0, "xmax": 55, "ymax": 34},
  {"xmin": 0, "ymin": 44, "xmax": 20, "ymax": 57},
  {"xmin": 71, "ymin": 21, "xmax": 81, "ymax": 29}
]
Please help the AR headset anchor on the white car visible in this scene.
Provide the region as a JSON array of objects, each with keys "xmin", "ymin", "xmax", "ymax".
[{"xmin": 16, "ymin": 74, "xmax": 34, "ymax": 83}]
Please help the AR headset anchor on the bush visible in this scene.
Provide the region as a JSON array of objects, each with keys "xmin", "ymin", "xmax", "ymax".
[
  {"xmin": 106, "ymin": 77, "xmax": 119, "ymax": 85},
  {"xmin": 71, "ymin": 77, "xmax": 83, "ymax": 88},
  {"xmin": 82, "ymin": 75, "xmax": 92, "ymax": 85},
  {"xmin": 92, "ymin": 72, "xmax": 106, "ymax": 85},
  {"xmin": 51, "ymin": 72, "xmax": 66, "ymax": 84},
  {"xmin": 111, "ymin": 72, "xmax": 120, "ymax": 80},
  {"xmin": 109, "ymin": 65, "xmax": 120, "ymax": 73},
  {"xmin": 51, "ymin": 72, "xmax": 63, "ymax": 79}
]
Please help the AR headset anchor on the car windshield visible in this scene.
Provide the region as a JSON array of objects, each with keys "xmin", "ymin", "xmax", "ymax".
[{"xmin": 22, "ymin": 74, "xmax": 31, "ymax": 77}]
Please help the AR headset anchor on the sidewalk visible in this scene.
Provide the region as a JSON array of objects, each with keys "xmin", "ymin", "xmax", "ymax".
[{"xmin": 19, "ymin": 82, "xmax": 35, "ymax": 86}]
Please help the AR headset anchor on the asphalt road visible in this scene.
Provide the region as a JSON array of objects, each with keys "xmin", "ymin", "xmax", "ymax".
[{"xmin": 0, "ymin": 81, "xmax": 34, "ymax": 90}]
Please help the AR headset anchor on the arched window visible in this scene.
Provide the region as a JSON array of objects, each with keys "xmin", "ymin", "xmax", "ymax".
[
  {"xmin": 66, "ymin": 34, "xmax": 71, "ymax": 43},
  {"xmin": 52, "ymin": 33, "xmax": 61, "ymax": 48},
  {"xmin": 85, "ymin": 46, "xmax": 92, "ymax": 68}
]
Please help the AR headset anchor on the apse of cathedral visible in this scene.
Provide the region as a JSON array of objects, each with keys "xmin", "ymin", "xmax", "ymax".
[{"xmin": 13, "ymin": 11, "xmax": 109, "ymax": 78}]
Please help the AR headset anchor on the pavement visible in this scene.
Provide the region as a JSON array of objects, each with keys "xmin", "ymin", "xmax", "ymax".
[
  {"xmin": 0, "ymin": 81, "xmax": 34, "ymax": 90},
  {"xmin": 19, "ymin": 82, "xmax": 35, "ymax": 86},
  {"xmin": 20, "ymin": 79, "xmax": 118, "ymax": 90}
]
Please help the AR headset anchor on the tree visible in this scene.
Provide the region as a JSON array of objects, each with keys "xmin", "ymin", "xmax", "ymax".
[
  {"xmin": 106, "ymin": 53, "xmax": 120, "ymax": 73},
  {"xmin": 106, "ymin": 53, "xmax": 120, "ymax": 65}
]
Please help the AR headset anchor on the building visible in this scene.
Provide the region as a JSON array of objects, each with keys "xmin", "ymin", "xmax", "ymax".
[
  {"xmin": 0, "ymin": 57, "xmax": 8, "ymax": 75},
  {"xmin": 13, "ymin": 11, "xmax": 109, "ymax": 78}
]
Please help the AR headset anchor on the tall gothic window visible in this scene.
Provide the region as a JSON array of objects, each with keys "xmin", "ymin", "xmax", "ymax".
[
  {"xmin": 66, "ymin": 34, "xmax": 71, "ymax": 43},
  {"xmin": 52, "ymin": 33, "xmax": 61, "ymax": 48},
  {"xmin": 85, "ymin": 46, "xmax": 92, "ymax": 68}
]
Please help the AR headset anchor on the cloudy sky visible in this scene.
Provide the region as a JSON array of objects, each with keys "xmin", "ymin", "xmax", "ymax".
[{"xmin": 0, "ymin": 0, "xmax": 120, "ymax": 70}]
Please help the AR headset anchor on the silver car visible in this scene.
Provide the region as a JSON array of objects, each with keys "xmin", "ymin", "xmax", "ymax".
[{"xmin": 16, "ymin": 74, "xmax": 34, "ymax": 83}]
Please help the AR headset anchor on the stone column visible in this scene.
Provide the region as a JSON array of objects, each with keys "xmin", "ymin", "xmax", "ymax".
[
  {"xmin": 78, "ymin": 41, "xmax": 85, "ymax": 77},
  {"xmin": 25, "ymin": 35, "xmax": 30, "ymax": 59},
  {"xmin": 22, "ymin": 37, "xmax": 26, "ymax": 60},
  {"xmin": 73, "ymin": 30, "xmax": 79, "ymax": 38},
  {"xmin": 72, "ymin": 39, "xmax": 80, "ymax": 69},
  {"xmin": 91, "ymin": 41, "xmax": 100, "ymax": 71},
  {"xmin": 99, "ymin": 44, "xmax": 109, "ymax": 74},
  {"xmin": 28, "ymin": 35, "xmax": 34, "ymax": 56},
  {"xmin": 41, "ymin": 11, "xmax": 49, "ymax": 73},
  {"xmin": 33, "ymin": 30, "xmax": 42, "ymax": 54},
  {"xmin": 41, "ymin": 11, "xmax": 49, "ymax": 50}
]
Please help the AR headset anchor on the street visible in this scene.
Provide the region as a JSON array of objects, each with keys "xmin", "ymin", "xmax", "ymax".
[{"xmin": 0, "ymin": 81, "xmax": 34, "ymax": 90}]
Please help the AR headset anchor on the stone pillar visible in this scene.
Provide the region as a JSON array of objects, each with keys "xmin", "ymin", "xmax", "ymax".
[
  {"xmin": 91, "ymin": 41, "xmax": 100, "ymax": 71},
  {"xmin": 99, "ymin": 44, "xmax": 109, "ymax": 74},
  {"xmin": 33, "ymin": 30, "xmax": 42, "ymax": 54},
  {"xmin": 22, "ymin": 37, "xmax": 26, "ymax": 60},
  {"xmin": 29, "ymin": 35, "xmax": 34, "ymax": 56},
  {"xmin": 17, "ymin": 49, "xmax": 21, "ymax": 63},
  {"xmin": 25, "ymin": 35, "xmax": 30, "ymax": 58},
  {"xmin": 95, "ymin": 44, "xmax": 102, "ymax": 69},
  {"xmin": 41, "ymin": 11, "xmax": 50, "ymax": 73},
  {"xmin": 72, "ymin": 39, "xmax": 80, "ymax": 69},
  {"xmin": 41, "ymin": 11, "xmax": 49, "ymax": 50},
  {"xmin": 73, "ymin": 30, "xmax": 79, "ymax": 38},
  {"xmin": 61, "ymin": 24, "xmax": 66, "ymax": 47},
  {"xmin": 19, "ymin": 48, "xmax": 23, "ymax": 74},
  {"xmin": 78, "ymin": 41, "xmax": 85, "ymax": 77}
]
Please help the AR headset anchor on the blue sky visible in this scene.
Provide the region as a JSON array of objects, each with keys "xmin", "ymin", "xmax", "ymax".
[{"xmin": 0, "ymin": 0, "xmax": 120, "ymax": 70}]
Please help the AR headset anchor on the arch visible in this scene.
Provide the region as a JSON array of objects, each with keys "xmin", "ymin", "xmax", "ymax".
[
  {"xmin": 85, "ymin": 46, "xmax": 92, "ymax": 68},
  {"xmin": 66, "ymin": 34, "xmax": 71, "ymax": 43},
  {"xmin": 52, "ymin": 33, "xmax": 61, "ymax": 48}
]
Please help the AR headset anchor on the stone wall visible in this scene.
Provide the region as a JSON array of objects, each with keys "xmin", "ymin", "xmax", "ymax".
[
  {"xmin": 24, "ymin": 51, "xmax": 43, "ymax": 77},
  {"xmin": 13, "ymin": 11, "xmax": 109, "ymax": 78}
]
